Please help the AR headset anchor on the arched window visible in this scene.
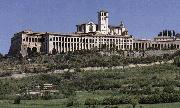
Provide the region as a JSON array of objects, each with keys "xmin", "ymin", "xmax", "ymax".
[{"xmin": 89, "ymin": 25, "xmax": 93, "ymax": 32}]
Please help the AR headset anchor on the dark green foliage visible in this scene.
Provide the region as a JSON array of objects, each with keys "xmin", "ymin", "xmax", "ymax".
[
  {"xmin": 101, "ymin": 96, "xmax": 130, "ymax": 105},
  {"xmin": 163, "ymin": 85, "xmax": 175, "ymax": 93},
  {"xmin": 174, "ymin": 56, "xmax": 180, "ymax": 67},
  {"xmin": 85, "ymin": 98, "xmax": 99, "ymax": 105},
  {"xmin": 14, "ymin": 95, "xmax": 21, "ymax": 104},
  {"xmin": 66, "ymin": 100, "xmax": 74, "ymax": 107},
  {"xmin": 0, "ymin": 53, "xmax": 3, "ymax": 59},
  {"xmin": 65, "ymin": 97, "xmax": 79, "ymax": 107},
  {"xmin": 104, "ymin": 105, "xmax": 118, "ymax": 108},
  {"xmin": 45, "ymin": 50, "xmax": 167, "ymax": 70},
  {"xmin": 0, "ymin": 63, "xmax": 180, "ymax": 105},
  {"xmin": 129, "ymin": 97, "xmax": 138, "ymax": 108},
  {"xmin": 41, "ymin": 91, "xmax": 51, "ymax": 100}
]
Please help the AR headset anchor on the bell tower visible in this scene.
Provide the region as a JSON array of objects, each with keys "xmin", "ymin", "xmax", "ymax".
[{"xmin": 98, "ymin": 10, "xmax": 109, "ymax": 35}]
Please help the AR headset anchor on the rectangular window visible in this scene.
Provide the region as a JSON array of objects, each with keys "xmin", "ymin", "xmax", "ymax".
[
  {"xmin": 32, "ymin": 38, "xmax": 34, "ymax": 42},
  {"xmin": 53, "ymin": 37, "xmax": 55, "ymax": 41},
  {"xmin": 56, "ymin": 37, "xmax": 58, "ymax": 41},
  {"xmin": 26, "ymin": 37, "xmax": 28, "ymax": 42},
  {"xmin": 35, "ymin": 38, "xmax": 37, "ymax": 42},
  {"xmin": 74, "ymin": 38, "xmax": 76, "ymax": 42},
  {"xmin": 38, "ymin": 38, "xmax": 41, "ymax": 42},
  {"xmin": 29, "ymin": 38, "xmax": 31, "ymax": 42}
]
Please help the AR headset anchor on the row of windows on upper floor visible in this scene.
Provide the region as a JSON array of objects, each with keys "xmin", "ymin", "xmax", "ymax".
[
  {"xmin": 52, "ymin": 43, "xmax": 133, "ymax": 50},
  {"xmin": 49, "ymin": 37, "xmax": 133, "ymax": 43},
  {"xmin": 23, "ymin": 37, "xmax": 45, "ymax": 43},
  {"xmin": 52, "ymin": 42, "xmax": 133, "ymax": 46}
]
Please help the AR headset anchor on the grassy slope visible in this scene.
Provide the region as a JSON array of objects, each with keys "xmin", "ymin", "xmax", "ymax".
[
  {"xmin": 0, "ymin": 90, "xmax": 180, "ymax": 108},
  {"xmin": 0, "ymin": 100, "xmax": 180, "ymax": 108},
  {"xmin": 0, "ymin": 64, "xmax": 180, "ymax": 108}
]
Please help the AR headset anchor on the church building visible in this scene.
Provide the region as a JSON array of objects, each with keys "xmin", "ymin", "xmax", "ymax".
[{"xmin": 8, "ymin": 10, "xmax": 134, "ymax": 57}]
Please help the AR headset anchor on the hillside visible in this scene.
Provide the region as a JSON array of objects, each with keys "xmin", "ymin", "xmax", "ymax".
[
  {"xmin": 1, "ymin": 50, "xmax": 180, "ymax": 107},
  {"xmin": 0, "ymin": 63, "xmax": 180, "ymax": 107},
  {"xmin": 0, "ymin": 49, "xmax": 177, "ymax": 77}
]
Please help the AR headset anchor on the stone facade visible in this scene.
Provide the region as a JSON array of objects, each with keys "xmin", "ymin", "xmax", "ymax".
[
  {"xmin": 134, "ymin": 30, "xmax": 180, "ymax": 51},
  {"xmin": 8, "ymin": 30, "xmax": 45, "ymax": 57},
  {"xmin": 44, "ymin": 33, "xmax": 133, "ymax": 54},
  {"xmin": 8, "ymin": 11, "xmax": 180, "ymax": 57},
  {"xmin": 76, "ymin": 10, "xmax": 128, "ymax": 36},
  {"xmin": 8, "ymin": 10, "xmax": 134, "ymax": 57}
]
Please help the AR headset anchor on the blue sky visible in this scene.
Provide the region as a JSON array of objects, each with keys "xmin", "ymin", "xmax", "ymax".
[{"xmin": 1, "ymin": 0, "xmax": 180, "ymax": 54}]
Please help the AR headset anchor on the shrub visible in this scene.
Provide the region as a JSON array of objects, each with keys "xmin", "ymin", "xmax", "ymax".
[
  {"xmin": 14, "ymin": 95, "xmax": 21, "ymax": 104},
  {"xmin": 41, "ymin": 91, "xmax": 51, "ymax": 100},
  {"xmin": 66, "ymin": 97, "xmax": 79, "ymax": 107},
  {"xmin": 85, "ymin": 98, "xmax": 99, "ymax": 105},
  {"xmin": 0, "ymin": 72, "xmax": 12, "ymax": 77},
  {"xmin": 66, "ymin": 100, "xmax": 74, "ymax": 107},
  {"xmin": 163, "ymin": 85, "xmax": 174, "ymax": 93},
  {"xmin": 104, "ymin": 105, "xmax": 118, "ymax": 108},
  {"xmin": 174, "ymin": 56, "xmax": 180, "ymax": 67},
  {"xmin": 130, "ymin": 98, "xmax": 138, "ymax": 108},
  {"xmin": 139, "ymin": 93, "xmax": 180, "ymax": 104},
  {"xmin": 101, "ymin": 96, "xmax": 130, "ymax": 105}
]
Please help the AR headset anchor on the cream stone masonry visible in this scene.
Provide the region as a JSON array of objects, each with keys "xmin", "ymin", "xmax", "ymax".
[
  {"xmin": 44, "ymin": 33, "xmax": 133, "ymax": 54},
  {"xmin": 8, "ymin": 10, "xmax": 134, "ymax": 57},
  {"xmin": 8, "ymin": 30, "xmax": 46, "ymax": 57},
  {"xmin": 134, "ymin": 30, "xmax": 180, "ymax": 51},
  {"xmin": 8, "ymin": 10, "xmax": 180, "ymax": 57}
]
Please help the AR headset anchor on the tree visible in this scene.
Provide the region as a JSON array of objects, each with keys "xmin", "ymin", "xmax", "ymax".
[
  {"xmin": 130, "ymin": 97, "xmax": 138, "ymax": 108},
  {"xmin": 66, "ymin": 96, "xmax": 79, "ymax": 107},
  {"xmin": 163, "ymin": 30, "xmax": 165, "ymax": 36},
  {"xmin": 52, "ymin": 48, "xmax": 57, "ymax": 55},
  {"xmin": 168, "ymin": 30, "xmax": 172, "ymax": 37},
  {"xmin": 14, "ymin": 95, "xmax": 21, "ymax": 104},
  {"xmin": 0, "ymin": 53, "xmax": 3, "ymax": 59},
  {"xmin": 173, "ymin": 30, "xmax": 176, "ymax": 36},
  {"xmin": 158, "ymin": 32, "xmax": 162, "ymax": 36},
  {"xmin": 85, "ymin": 98, "xmax": 99, "ymax": 105},
  {"xmin": 174, "ymin": 56, "xmax": 180, "ymax": 67},
  {"xmin": 41, "ymin": 91, "xmax": 51, "ymax": 100},
  {"xmin": 163, "ymin": 85, "xmax": 175, "ymax": 93}
]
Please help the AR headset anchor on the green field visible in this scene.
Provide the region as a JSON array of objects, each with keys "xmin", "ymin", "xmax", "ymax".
[
  {"xmin": 0, "ymin": 99, "xmax": 180, "ymax": 108},
  {"xmin": 0, "ymin": 91, "xmax": 180, "ymax": 108}
]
